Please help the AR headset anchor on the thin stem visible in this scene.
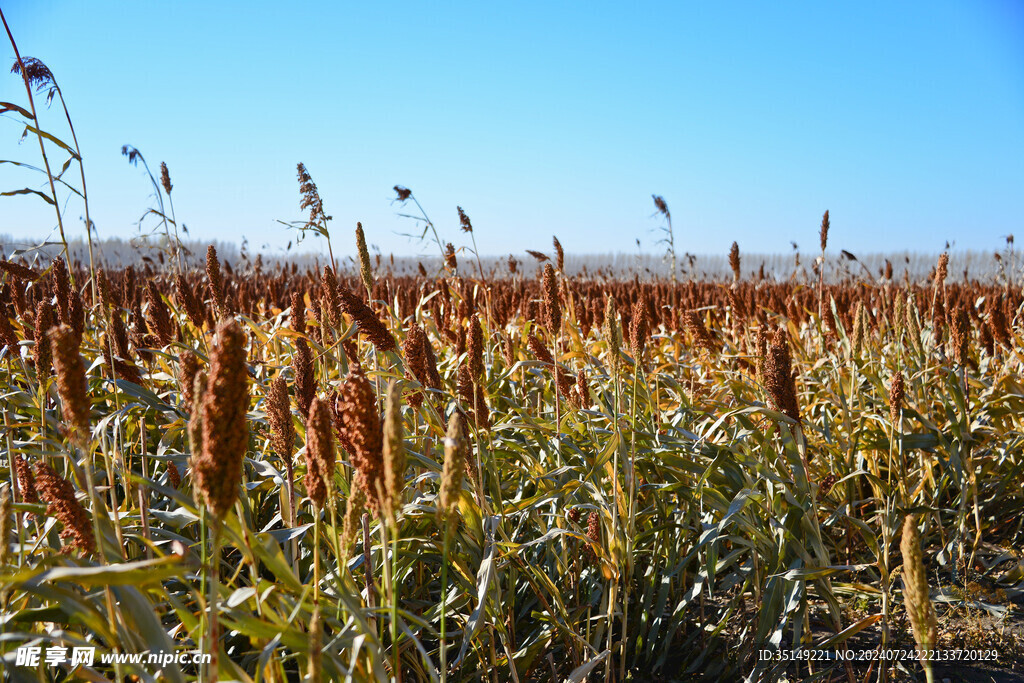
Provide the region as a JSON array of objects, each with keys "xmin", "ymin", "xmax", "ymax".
[
  {"xmin": 51, "ymin": 82, "xmax": 96, "ymax": 300},
  {"xmin": 1, "ymin": 9, "xmax": 70, "ymax": 269},
  {"xmin": 208, "ymin": 520, "xmax": 221, "ymax": 682},
  {"xmin": 439, "ymin": 520, "xmax": 450, "ymax": 683}
]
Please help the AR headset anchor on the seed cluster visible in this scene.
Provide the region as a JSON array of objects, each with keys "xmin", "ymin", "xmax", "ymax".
[
  {"xmin": 33, "ymin": 461, "xmax": 95, "ymax": 556},
  {"xmin": 304, "ymin": 397, "xmax": 335, "ymax": 509},
  {"xmin": 192, "ymin": 320, "xmax": 250, "ymax": 519},
  {"xmin": 336, "ymin": 365, "xmax": 385, "ymax": 513}
]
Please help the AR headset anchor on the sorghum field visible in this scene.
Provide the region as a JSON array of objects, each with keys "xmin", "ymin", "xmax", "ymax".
[
  {"xmin": 2, "ymin": 28, "xmax": 1024, "ymax": 683},
  {"xmin": 2, "ymin": 223, "xmax": 1024, "ymax": 682}
]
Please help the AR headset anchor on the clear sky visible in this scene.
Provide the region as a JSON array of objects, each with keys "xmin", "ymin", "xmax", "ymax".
[{"xmin": 2, "ymin": 1, "xmax": 1022, "ymax": 260}]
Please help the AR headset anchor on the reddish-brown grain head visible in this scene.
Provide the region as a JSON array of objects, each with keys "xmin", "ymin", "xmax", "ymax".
[
  {"xmin": 763, "ymin": 326, "xmax": 800, "ymax": 423},
  {"xmin": 889, "ymin": 371, "xmax": 905, "ymax": 425},
  {"xmin": 304, "ymin": 397, "xmax": 335, "ymax": 509},
  {"xmin": 267, "ymin": 375, "xmax": 296, "ymax": 460},
  {"xmin": 48, "ymin": 324, "xmax": 91, "ymax": 448},
  {"xmin": 33, "ymin": 461, "xmax": 95, "ymax": 556},
  {"xmin": 293, "ymin": 338, "xmax": 316, "ymax": 419},
  {"xmin": 33, "ymin": 300, "xmax": 55, "ymax": 378},
  {"xmin": 193, "ymin": 320, "xmax": 250, "ymax": 519},
  {"xmin": 337, "ymin": 364, "xmax": 385, "ymax": 513}
]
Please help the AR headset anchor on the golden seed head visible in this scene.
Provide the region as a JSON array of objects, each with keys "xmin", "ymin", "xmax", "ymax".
[
  {"xmin": 553, "ymin": 235, "xmax": 564, "ymax": 272},
  {"xmin": 438, "ymin": 412, "xmax": 467, "ymax": 520},
  {"xmin": 900, "ymin": 515, "xmax": 938, "ymax": 660},
  {"xmin": 893, "ymin": 295, "xmax": 905, "ymax": 339},
  {"xmin": 356, "ymin": 222, "xmax": 374, "ymax": 295},
  {"xmin": 382, "ymin": 381, "xmax": 406, "ymax": 517},
  {"xmin": 629, "ymin": 299, "xmax": 649, "ymax": 365},
  {"xmin": 850, "ymin": 301, "xmax": 865, "ymax": 358},
  {"xmin": 341, "ymin": 485, "xmax": 367, "ymax": 552},
  {"xmin": 604, "ymin": 295, "xmax": 622, "ymax": 371},
  {"xmin": 905, "ymin": 295, "xmax": 923, "ymax": 354}
]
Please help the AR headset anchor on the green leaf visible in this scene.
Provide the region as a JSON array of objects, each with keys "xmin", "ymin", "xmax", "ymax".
[
  {"xmin": 24, "ymin": 556, "xmax": 185, "ymax": 588},
  {"xmin": 453, "ymin": 515, "xmax": 499, "ymax": 667}
]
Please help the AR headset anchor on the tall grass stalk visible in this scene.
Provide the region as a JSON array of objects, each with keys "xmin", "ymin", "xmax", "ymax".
[{"xmin": 2, "ymin": 10, "xmax": 70, "ymax": 267}]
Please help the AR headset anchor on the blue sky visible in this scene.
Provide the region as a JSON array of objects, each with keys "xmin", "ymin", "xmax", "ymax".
[{"xmin": 2, "ymin": 1, "xmax": 1022, "ymax": 259}]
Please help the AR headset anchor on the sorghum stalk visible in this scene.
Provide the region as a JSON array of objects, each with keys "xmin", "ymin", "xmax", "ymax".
[
  {"xmin": 382, "ymin": 381, "xmax": 405, "ymax": 679},
  {"xmin": 438, "ymin": 412, "xmax": 467, "ymax": 682},
  {"xmin": 818, "ymin": 210, "xmax": 829, "ymax": 322},
  {"xmin": 3, "ymin": 18, "xmax": 71, "ymax": 266},
  {"xmin": 191, "ymin": 320, "xmax": 248, "ymax": 682},
  {"xmin": 308, "ymin": 607, "xmax": 322, "ymax": 683}
]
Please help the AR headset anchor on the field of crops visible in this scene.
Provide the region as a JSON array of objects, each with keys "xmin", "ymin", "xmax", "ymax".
[{"xmin": 1, "ymin": 222, "xmax": 1023, "ymax": 682}]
